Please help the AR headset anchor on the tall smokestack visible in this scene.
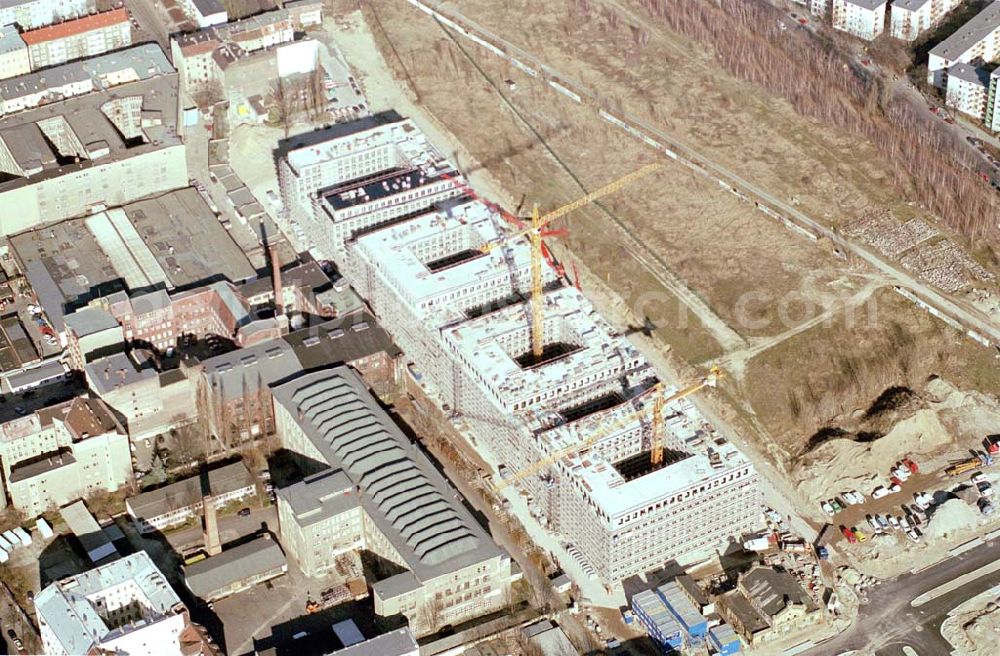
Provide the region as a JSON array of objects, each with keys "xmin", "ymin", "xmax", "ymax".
[
  {"xmin": 202, "ymin": 494, "xmax": 222, "ymax": 556},
  {"xmin": 270, "ymin": 244, "xmax": 283, "ymax": 317}
]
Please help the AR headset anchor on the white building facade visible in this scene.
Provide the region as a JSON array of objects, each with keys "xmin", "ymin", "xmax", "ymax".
[
  {"xmin": 276, "ymin": 111, "xmax": 464, "ymax": 259},
  {"xmin": 832, "ymin": 0, "xmax": 888, "ymax": 40},
  {"xmin": 0, "ymin": 0, "xmax": 94, "ymax": 30},
  {"xmin": 36, "ymin": 552, "xmax": 191, "ymax": 656},
  {"xmin": 890, "ymin": 0, "xmax": 961, "ymax": 41},
  {"xmin": 945, "ymin": 62, "xmax": 991, "ymax": 118},
  {"xmin": 0, "ymin": 25, "xmax": 29, "ymax": 80},
  {"xmin": 0, "ymin": 398, "xmax": 131, "ymax": 517},
  {"xmin": 928, "ymin": 2, "xmax": 1000, "ymax": 87}
]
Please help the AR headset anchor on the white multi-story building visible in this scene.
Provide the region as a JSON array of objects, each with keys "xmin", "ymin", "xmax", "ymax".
[
  {"xmin": 347, "ymin": 199, "xmax": 762, "ymax": 583},
  {"xmin": 0, "ymin": 397, "xmax": 131, "ymax": 517},
  {"xmin": 22, "ymin": 8, "xmax": 131, "ymax": 70},
  {"xmin": 890, "ymin": 0, "xmax": 962, "ymax": 41},
  {"xmin": 945, "ymin": 62, "xmax": 991, "ymax": 118},
  {"xmin": 276, "ymin": 110, "xmax": 464, "ymax": 258},
  {"xmin": 809, "ymin": 0, "xmax": 830, "ymax": 18},
  {"xmin": 928, "ymin": 2, "xmax": 1000, "ymax": 87},
  {"xmin": 0, "ymin": 0, "xmax": 94, "ymax": 30},
  {"xmin": 35, "ymin": 552, "xmax": 195, "ymax": 656},
  {"xmin": 984, "ymin": 68, "xmax": 1000, "ymax": 130},
  {"xmin": 0, "ymin": 25, "xmax": 29, "ymax": 81},
  {"xmin": 272, "ymin": 367, "xmax": 512, "ymax": 637},
  {"xmin": 276, "ymin": 114, "xmax": 763, "ymax": 587},
  {"xmin": 832, "ymin": 0, "xmax": 888, "ymax": 40},
  {"xmin": 0, "ymin": 73, "xmax": 188, "ymax": 236}
]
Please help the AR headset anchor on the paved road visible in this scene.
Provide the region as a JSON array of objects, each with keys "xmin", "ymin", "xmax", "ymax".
[
  {"xmin": 419, "ymin": 0, "xmax": 999, "ymax": 348},
  {"xmin": 799, "ymin": 537, "xmax": 1000, "ymax": 655},
  {"xmin": 126, "ymin": 0, "xmax": 171, "ymax": 52}
]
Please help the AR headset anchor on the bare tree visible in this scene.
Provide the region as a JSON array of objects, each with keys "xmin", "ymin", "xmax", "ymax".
[
  {"xmin": 273, "ymin": 78, "xmax": 297, "ymax": 138},
  {"xmin": 191, "ymin": 79, "xmax": 224, "ymax": 110}
]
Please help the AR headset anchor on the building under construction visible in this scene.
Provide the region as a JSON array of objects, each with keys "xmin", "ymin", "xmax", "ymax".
[{"xmin": 276, "ymin": 116, "xmax": 763, "ymax": 585}]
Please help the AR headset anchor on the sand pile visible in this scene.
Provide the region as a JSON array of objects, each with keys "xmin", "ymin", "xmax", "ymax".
[
  {"xmin": 795, "ymin": 408, "xmax": 951, "ymax": 501},
  {"xmin": 926, "ymin": 499, "xmax": 982, "ymax": 541}
]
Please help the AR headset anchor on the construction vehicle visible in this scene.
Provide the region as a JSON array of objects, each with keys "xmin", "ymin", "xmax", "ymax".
[
  {"xmin": 492, "ymin": 367, "xmax": 721, "ymax": 493},
  {"xmin": 946, "ymin": 454, "xmax": 991, "ymax": 477},
  {"xmin": 480, "ymin": 163, "xmax": 661, "ymax": 360}
]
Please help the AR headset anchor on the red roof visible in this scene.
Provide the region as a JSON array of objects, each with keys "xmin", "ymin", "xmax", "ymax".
[{"xmin": 21, "ymin": 8, "xmax": 129, "ymax": 46}]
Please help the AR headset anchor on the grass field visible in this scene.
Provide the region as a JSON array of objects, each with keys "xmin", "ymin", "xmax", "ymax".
[{"xmin": 352, "ymin": 0, "xmax": 998, "ymax": 464}]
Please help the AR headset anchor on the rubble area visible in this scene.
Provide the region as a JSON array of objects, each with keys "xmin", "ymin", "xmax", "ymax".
[
  {"xmin": 842, "ymin": 208, "xmax": 937, "ymax": 258},
  {"xmin": 942, "ymin": 587, "xmax": 1000, "ymax": 656},
  {"xmin": 843, "ymin": 207, "xmax": 993, "ymax": 292},
  {"xmin": 900, "ymin": 239, "xmax": 996, "ymax": 293}
]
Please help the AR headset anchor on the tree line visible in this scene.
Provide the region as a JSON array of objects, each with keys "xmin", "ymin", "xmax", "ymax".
[{"xmin": 633, "ymin": 0, "xmax": 998, "ymax": 242}]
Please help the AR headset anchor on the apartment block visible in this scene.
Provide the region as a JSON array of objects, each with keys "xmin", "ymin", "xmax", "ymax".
[
  {"xmin": 0, "ymin": 43, "xmax": 172, "ymax": 117},
  {"xmin": 343, "ymin": 194, "xmax": 761, "ymax": 583},
  {"xmin": 0, "ymin": 396, "xmax": 130, "ymax": 517},
  {"xmin": 272, "ymin": 367, "xmax": 512, "ymax": 637},
  {"xmin": 928, "ymin": 2, "xmax": 1000, "ymax": 87},
  {"xmin": 0, "ymin": 0, "xmax": 94, "ymax": 30},
  {"xmin": 170, "ymin": 3, "xmax": 322, "ymax": 88},
  {"xmin": 809, "ymin": 0, "xmax": 829, "ymax": 18},
  {"xmin": 276, "ymin": 110, "xmax": 464, "ymax": 259},
  {"xmin": 0, "ymin": 25, "xmax": 29, "ymax": 80},
  {"xmin": 945, "ymin": 62, "xmax": 991, "ymax": 119},
  {"xmin": 85, "ymin": 351, "xmax": 196, "ymax": 440},
  {"xmin": 832, "ymin": 0, "xmax": 888, "ymax": 40},
  {"xmin": 984, "ymin": 68, "xmax": 1000, "ymax": 130},
  {"xmin": 63, "ymin": 306, "xmax": 123, "ymax": 368},
  {"xmin": 22, "ymin": 8, "xmax": 131, "ymax": 70},
  {"xmin": 276, "ymin": 469, "xmax": 363, "ymax": 578},
  {"xmin": 0, "ymin": 74, "xmax": 187, "ymax": 235},
  {"xmin": 890, "ymin": 0, "xmax": 961, "ymax": 41},
  {"xmin": 36, "ymin": 552, "xmax": 205, "ymax": 656}
]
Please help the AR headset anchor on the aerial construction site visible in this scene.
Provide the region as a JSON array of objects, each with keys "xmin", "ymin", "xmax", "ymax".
[{"xmin": 276, "ymin": 111, "xmax": 763, "ymax": 594}]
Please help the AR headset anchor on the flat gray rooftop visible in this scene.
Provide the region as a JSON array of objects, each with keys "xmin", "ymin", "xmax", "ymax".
[
  {"xmin": 0, "ymin": 73, "xmax": 180, "ymax": 193},
  {"xmin": 0, "ymin": 43, "xmax": 172, "ymax": 105},
  {"xmin": 123, "ymin": 187, "xmax": 255, "ymax": 287}
]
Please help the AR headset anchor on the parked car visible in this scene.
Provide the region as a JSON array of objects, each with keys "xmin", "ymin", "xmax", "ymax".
[
  {"xmin": 830, "ymin": 498, "xmax": 844, "ymax": 513},
  {"xmin": 978, "ymin": 481, "xmax": 993, "ymax": 497},
  {"xmin": 876, "ymin": 515, "xmax": 890, "ymax": 531},
  {"xmin": 872, "ymin": 486, "xmax": 890, "ymax": 499},
  {"xmin": 855, "ymin": 530, "xmax": 868, "ymax": 542},
  {"xmin": 888, "ymin": 515, "xmax": 900, "ymax": 530},
  {"xmin": 841, "ymin": 526, "xmax": 857, "ymax": 543},
  {"xmin": 237, "ymin": 507, "xmax": 251, "ymax": 517},
  {"xmin": 972, "ymin": 472, "xmax": 987, "ymax": 485},
  {"xmin": 821, "ymin": 501, "xmax": 834, "ymax": 516}
]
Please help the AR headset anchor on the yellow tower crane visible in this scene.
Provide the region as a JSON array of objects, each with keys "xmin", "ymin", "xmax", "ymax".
[
  {"xmin": 493, "ymin": 367, "xmax": 723, "ymax": 492},
  {"xmin": 480, "ymin": 162, "xmax": 661, "ymax": 360}
]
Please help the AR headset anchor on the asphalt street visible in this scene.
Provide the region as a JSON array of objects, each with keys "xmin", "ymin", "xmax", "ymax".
[{"xmin": 800, "ymin": 537, "xmax": 1000, "ymax": 655}]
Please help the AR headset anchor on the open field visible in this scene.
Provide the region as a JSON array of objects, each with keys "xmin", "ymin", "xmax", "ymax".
[{"xmin": 348, "ymin": 0, "xmax": 998, "ymax": 451}]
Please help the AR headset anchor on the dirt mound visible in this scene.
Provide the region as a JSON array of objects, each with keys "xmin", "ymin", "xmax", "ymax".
[
  {"xmin": 926, "ymin": 499, "xmax": 982, "ymax": 541},
  {"xmin": 943, "ymin": 593, "xmax": 1000, "ymax": 655},
  {"xmin": 795, "ymin": 407, "xmax": 952, "ymax": 501}
]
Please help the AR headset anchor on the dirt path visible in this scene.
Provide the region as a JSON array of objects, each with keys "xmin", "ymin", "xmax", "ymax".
[{"xmin": 320, "ymin": 12, "xmax": 516, "ymax": 211}]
